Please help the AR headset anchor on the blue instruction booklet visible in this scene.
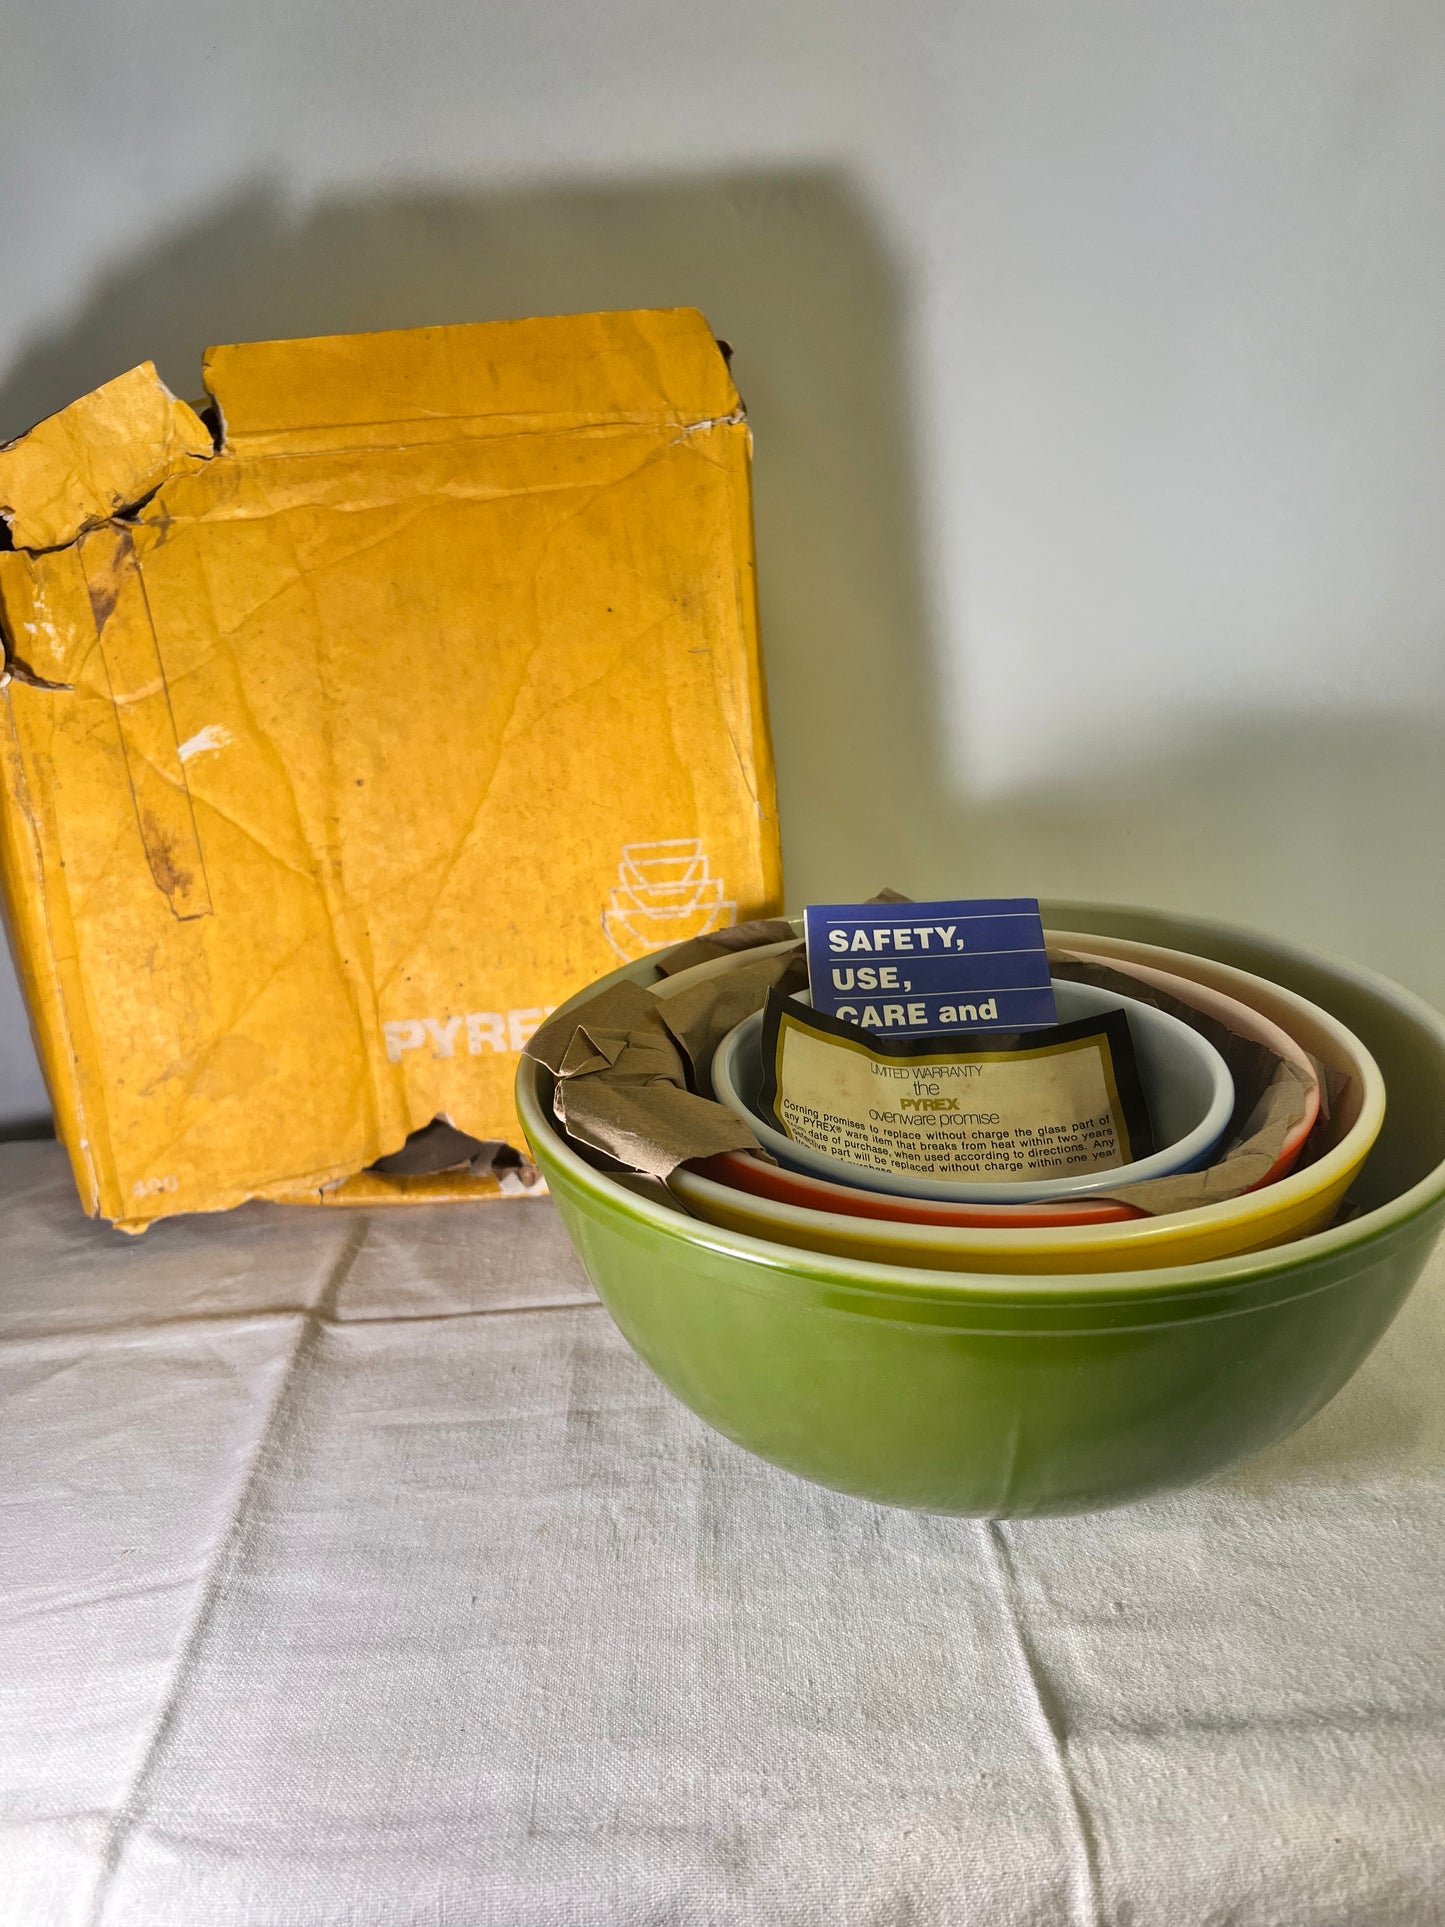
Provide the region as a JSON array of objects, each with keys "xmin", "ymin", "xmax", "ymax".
[{"xmin": 804, "ymin": 897, "xmax": 1057, "ymax": 1035}]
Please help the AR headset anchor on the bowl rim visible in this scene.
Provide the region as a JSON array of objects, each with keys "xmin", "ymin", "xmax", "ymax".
[
  {"xmin": 519, "ymin": 1053, "xmax": 1438, "ymax": 1302},
  {"xmin": 689, "ymin": 1148, "xmax": 1144, "ymax": 1226},
  {"xmin": 712, "ymin": 978, "xmax": 1235, "ymax": 1203},
  {"xmin": 1057, "ymin": 944, "xmax": 1321, "ymax": 1161},
  {"xmin": 517, "ymin": 906, "xmax": 1445, "ymax": 1297},
  {"xmin": 636, "ymin": 921, "xmax": 1385, "ymax": 1250},
  {"xmin": 691, "ymin": 945, "xmax": 1353, "ymax": 1252},
  {"xmin": 667, "ymin": 1155, "xmax": 1338, "ymax": 1266},
  {"xmin": 684, "ymin": 944, "xmax": 1324, "ymax": 1229}
]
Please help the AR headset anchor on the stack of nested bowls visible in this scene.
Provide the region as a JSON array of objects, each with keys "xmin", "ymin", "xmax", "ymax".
[{"xmin": 518, "ymin": 905, "xmax": 1445, "ymax": 1516}]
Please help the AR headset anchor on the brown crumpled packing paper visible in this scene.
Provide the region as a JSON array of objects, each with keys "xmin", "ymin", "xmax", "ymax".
[
  {"xmin": 525, "ymin": 916, "xmax": 1339, "ymax": 1216},
  {"xmin": 653, "ymin": 916, "xmax": 800, "ymax": 979},
  {"xmin": 525, "ymin": 944, "xmax": 807, "ymax": 1180}
]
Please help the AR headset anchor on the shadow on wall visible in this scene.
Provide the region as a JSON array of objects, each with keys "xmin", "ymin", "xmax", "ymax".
[
  {"xmin": 0, "ymin": 169, "xmax": 939, "ymax": 901},
  {"xmin": 1, "ymin": 168, "xmax": 1442, "ymax": 1139},
  {"xmin": 0, "ymin": 168, "xmax": 944, "ymax": 1132}
]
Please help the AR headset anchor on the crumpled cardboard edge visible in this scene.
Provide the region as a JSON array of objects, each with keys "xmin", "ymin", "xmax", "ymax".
[{"xmin": 0, "ymin": 363, "xmax": 214, "ymax": 552}]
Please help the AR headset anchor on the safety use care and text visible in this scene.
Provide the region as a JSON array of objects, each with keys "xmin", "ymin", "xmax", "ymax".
[{"xmin": 804, "ymin": 897, "xmax": 1057, "ymax": 1035}]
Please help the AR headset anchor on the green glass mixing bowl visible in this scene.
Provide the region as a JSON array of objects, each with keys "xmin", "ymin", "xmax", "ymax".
[{"xmin": 517, "ymin": 904, "xmax": 1445, "ymax": 1515}]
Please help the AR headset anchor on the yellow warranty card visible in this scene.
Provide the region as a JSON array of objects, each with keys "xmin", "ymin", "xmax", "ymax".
[
  {"xmin": 0, "ymin": 311, "xmax": 780, "ymax": 1228},
  {"xmin": 759, "ymin": 995, "xmax": 1152, "ymax": 1184}
]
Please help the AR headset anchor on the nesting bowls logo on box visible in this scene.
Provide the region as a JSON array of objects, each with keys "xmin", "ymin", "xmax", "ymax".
[
  {"xmin": 379, "ymin": 838, "xmax": 739, "ymax": 1068},
  {"xmin": 602, "ymin": 839, "xmax": 738, "ymax": 961},
  {"xmin": 804, "ymin": 898, "xmax": 1057, "ymax": 1034}
]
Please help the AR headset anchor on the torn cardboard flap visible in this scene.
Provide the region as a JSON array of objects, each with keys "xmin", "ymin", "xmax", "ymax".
[
  {"xmin": 0, "ymin": 363, "xmax": 213, "ymax": 552},
  {"xmin": 0, "ymin": 310, "xmax": 781, "ymax": 1229},
  {"xmin": 202, "ymin": 309, "xmax": 742, "ymax": 454}
]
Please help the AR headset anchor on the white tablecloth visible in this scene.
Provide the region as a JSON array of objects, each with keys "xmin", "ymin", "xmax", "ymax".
[{"xmin": 3, "ymin": 1140, "xmax": 1443, "ymax": 1926}]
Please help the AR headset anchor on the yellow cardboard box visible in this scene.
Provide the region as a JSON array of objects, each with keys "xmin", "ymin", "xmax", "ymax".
[{"xmin": 0, "ymin": 309, "xmax": 781, "ymax": 1229}]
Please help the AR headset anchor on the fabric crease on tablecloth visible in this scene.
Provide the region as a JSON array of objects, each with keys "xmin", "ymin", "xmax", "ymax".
[{"xmin": 2, "ymin": 1140, "xmax": 1443, "ymax": 1927}]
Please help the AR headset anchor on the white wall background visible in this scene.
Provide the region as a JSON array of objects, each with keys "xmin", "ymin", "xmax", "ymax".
[{"xmin": 3, "ymin": 0, "xmax": 1443, "ymax": 1129}]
